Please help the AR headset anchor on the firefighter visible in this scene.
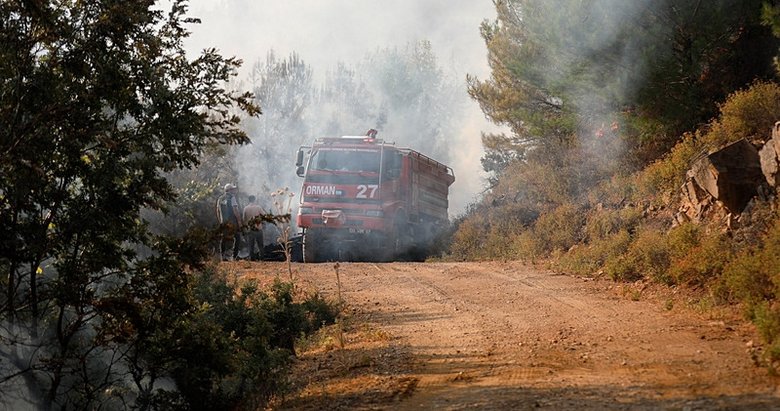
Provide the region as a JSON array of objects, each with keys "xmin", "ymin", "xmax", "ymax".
[
  {"xmin": 216, "ymin": 183, "xmax": 243, "ymax": 261},
  {"xmin": 242, "ymin": 195, "xmax": 266, "ymax": 261}
]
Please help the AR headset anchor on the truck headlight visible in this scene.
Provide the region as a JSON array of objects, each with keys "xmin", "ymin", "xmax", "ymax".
[
  {"xmin": 298, "ymin": 207, "xmax": 314, "ymax": 215},
  {"xmin": 365, "ymin": 210, "xmax": 383, "ymax": 217}
]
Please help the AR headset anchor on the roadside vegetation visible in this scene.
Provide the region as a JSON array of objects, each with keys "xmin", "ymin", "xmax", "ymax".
[
  {"xmin": 448, "ymin": 0, "xmax": 780, "ymax": 370},
  {"xmin": 0, "ymin": 1, "xmax": 337, "ymax": 409}
]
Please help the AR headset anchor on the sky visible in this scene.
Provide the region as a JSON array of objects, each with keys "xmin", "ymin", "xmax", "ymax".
[{"xmin": 179, "ymin": 0, "xmax": 501, "ymax": 215}]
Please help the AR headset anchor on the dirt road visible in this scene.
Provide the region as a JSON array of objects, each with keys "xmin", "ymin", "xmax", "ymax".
[{"xmin": 239, "ymin": 261, "xmax": 779, "ymax": 410}]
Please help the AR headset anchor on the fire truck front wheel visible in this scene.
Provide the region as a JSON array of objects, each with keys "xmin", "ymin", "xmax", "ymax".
[{"xmin": 303, "ymin": 229, "xmax": 324, "ymax": 263}]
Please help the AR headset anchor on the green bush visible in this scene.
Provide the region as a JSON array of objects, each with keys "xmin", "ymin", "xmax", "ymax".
[
  {"xmin": 604, "ymin": 253, "xmax": 641, "ymax": 282},
  {"xmin": 668, "ymin": 233, "xmax": 731, "ymax": 287},
  {"xmin": 584, "ymin": 206, "xmax": 643, "ymax": 242},
  {"xmin": 721, "ymin": 241, "xmax": 780, "ymax": 305},
  {"xmin": 717, "ymin": 80, "xmax": 780, "ymax": 142},
  {"xmin": 604, "ymin": 227, "xmax": 670, "ymax": 283},
  {"xmin": 638, "ymin": 131, "xmax": 705, "ymax": 198},
  {"xmin": 449, "ymin": 201, "xmax": 538, "ymax": 261},
  {"xmin": 719, "ymin": 251, "xmax": 772, "ymax": 304},
  {"xmin": 631, "ymin": 227, "xmax": 673, "ymax": 283},
  {"xmin": 511, "ymin": 229, "xmax": 546, "ymax": 262},
  {"xmin": 719, "ymin": 219, "xmax": 780, "ymax": 365},
  {"xmin": 531, "ymin": 204, "xmax": 586, "ymax": 254},
  {"xmin": 448, "ymin": 212, "xmax": 489, "ymax": 260},
  {"xmin": 753, "ymin": 302, "xmax": 780, "ymax": 367},
  {"xmin": 138, "ymin": 265, "xmax": 338, "ymax": 410},
  {"xmin": 667, "ymin": 222, "xmax": 701, "ymax": 259},
  {"xmin": 555, "ymin": 229, "xmax": 632, "ymax": 276}
]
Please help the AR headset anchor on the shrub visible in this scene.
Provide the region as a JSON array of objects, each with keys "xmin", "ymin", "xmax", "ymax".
[
  {"xmin": 667, "ymin": 222, "xmax": 701, "ymax": 259},
  {"xmin": 753, "ymin": 302, "xmax": 780, "ymax": 366},
  {"xmin": 449, "ymin": 201, "xmax": 538, "ymax": 260},
  {"xmin": 719, "ymin": 251, "xmax": 773, "ymax": 304},
  {"xmin": 555, "ymin": 229, "xmax": 632, "ymax": 276},
  {"xmin": 584, "ymin": 206, "xmax": 643, "ymax": 242},
  {"xmin": 668, "ymin": 233, "xmax": 731, "ymax": 287},
  {"xmin": 604, "ymin": 227, "xmax": 670, "ymax": 283},
  {"xmin": 604, "ymin": 253, "xmax": 642, "ymax": 282},
  {"xmin": 631, "ymin": 227, "xmax": 673, "ymax": 283},
  {"xmin": 718, "ymin": 218, "xmax": 780, "ymax": 365},
  {"xmin": 720, "ymin": 217, "xmax": 780, "ymax": 305},
  {"xmin": 717, "ymin": 80, "xmax": 780, "ymax": 142},
  {"xmin": 511, "ymin": 230, "xmax": 546, "ymax": 262},
  {"xmin": 531, "ymin": 204, "xmax": 586, "ymax": 254},
  {"xmin": 448, "ymin": 212, "xmax": 489, "ymax": 260},
  {"xmin": 638, "ymin": 131, "xmax": 705, "ymax": 198},
  {"xmin": 143, "ymin": 265, "xmax": 339, "ymax": 410}
]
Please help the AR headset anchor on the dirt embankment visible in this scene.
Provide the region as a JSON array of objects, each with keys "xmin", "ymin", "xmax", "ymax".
[{"xmin": 235, "ymin": 261, "xmax": 780, "ymax": 410}]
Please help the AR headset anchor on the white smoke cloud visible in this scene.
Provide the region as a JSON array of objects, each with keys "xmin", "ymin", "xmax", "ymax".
[{"xmin": 180, "ymin": 0, "xmax": 500, "ymax": 216}]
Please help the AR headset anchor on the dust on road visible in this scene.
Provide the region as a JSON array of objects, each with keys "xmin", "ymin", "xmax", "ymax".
[{"xmin": 237, "ymin": 260, "xmax": 779, "ymax": 410}]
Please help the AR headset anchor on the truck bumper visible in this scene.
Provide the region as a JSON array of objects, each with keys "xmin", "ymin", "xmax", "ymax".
[{"xmin": 297, "ymin": 214, "xmax": 389, "ymax": 232}]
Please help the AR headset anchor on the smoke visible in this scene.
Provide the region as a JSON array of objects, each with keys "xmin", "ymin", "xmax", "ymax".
[
  {"xmin": 481, "ymin": 0, "xmax": 667, "ymax": 185},
  {"xmin": 182, "ymin": 0, "xmax": 499, "ymax": 216},
  {"xmin": 537, "ymin": 0, "xmax": 660, "ymax": 150}
]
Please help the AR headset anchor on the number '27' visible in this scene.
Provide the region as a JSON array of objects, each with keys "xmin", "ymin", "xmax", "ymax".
[{"xmin": 356, "ymin": 184, "xmax": 378, "ymax": 198}]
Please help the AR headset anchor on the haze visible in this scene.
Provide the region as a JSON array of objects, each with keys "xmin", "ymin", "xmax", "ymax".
[{"xmin": 182, "ymin": 0, "xmax": 500, "ymax": 215}]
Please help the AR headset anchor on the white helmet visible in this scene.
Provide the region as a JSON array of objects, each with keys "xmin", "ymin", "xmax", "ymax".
[{"xmin": 224, "ymin": 183, "xmax": 237, "ymax": 191}]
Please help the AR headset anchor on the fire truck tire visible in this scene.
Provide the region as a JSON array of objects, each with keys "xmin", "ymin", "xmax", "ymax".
[
  {"xmin": 393, "ymin": 214, "xmax": 412, "ymax": 261},
  {"xmin": 303, "ymin": 230, "xmax": 323, "ymax": 263}
]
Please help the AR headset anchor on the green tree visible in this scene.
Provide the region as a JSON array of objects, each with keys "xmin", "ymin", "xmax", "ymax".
[
  {"xmin": 469, "ymin": 0, "xmax": 777, "ymax": 167},
  {"xmin": 0, "ymin": 0, "xmax": 258, "ymax": 408},
  {"xmin": 762, "ymin": 1, "xmax": 780, "ymax": 73}
]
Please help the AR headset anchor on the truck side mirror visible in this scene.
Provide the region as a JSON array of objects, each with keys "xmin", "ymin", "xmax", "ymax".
[
  {"xmin": 295, "ymin": 149, "xmax": 304, "ymax": 167},
  {"xmin": 296, "ymin": 166, "xmax": 305, "ymax": 177}
]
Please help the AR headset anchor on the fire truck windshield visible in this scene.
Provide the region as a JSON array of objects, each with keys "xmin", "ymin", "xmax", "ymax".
[{"xmin": 310, "ymin": 149, "xmax": 380, "ymax": 173}]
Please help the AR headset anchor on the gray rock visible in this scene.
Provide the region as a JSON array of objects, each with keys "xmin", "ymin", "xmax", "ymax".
[{"xmin": 758, "ymin": 121, "xmax": 780, "ymax": 188}]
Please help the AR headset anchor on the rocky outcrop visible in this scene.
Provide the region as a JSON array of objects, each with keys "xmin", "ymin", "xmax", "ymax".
[
  {"xmin": 691, "ymin": 139, "xmax": 763, "ymax": 213},
  {"xmin": 676, "ymin": 137, "xmax": 770, "ymax": 226},
  {"xmin": 759, "ymin": 122, "xmax": 780, "ymax": 188},
  {"xmin": 677, "ymin": 173, "xmax": 725, "ymax": 224}
]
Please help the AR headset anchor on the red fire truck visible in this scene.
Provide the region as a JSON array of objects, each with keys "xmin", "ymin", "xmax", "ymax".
[{"xmin": 295, "ymin": 131, "xmax": 455, "ymax": 262}]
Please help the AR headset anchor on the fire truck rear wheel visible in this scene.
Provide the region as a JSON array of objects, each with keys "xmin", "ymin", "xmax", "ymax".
[{"xmin": 393, "ymin": 214, "xmax": 412, "ymax": 261}]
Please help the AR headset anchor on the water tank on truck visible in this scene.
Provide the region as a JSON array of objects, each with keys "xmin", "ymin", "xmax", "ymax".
[{"xmin": 294, "ymin": 130, "xmax": 455, "ymax": 263}]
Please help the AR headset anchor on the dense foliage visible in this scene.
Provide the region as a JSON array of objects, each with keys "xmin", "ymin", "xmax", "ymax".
[{"xmin": 0, "ymin": 1, "xmax": 333, "ymax": 408}]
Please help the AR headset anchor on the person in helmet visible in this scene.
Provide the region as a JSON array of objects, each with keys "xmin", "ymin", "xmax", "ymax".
[{"xmin": 216, "ymin": 183, "xmax": 243, "ymax": 260}]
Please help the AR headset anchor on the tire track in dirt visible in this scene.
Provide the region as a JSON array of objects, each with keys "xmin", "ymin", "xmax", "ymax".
[{"xmin": 242, "ymin": 261, "xmax": 780, "ymax": 410}]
